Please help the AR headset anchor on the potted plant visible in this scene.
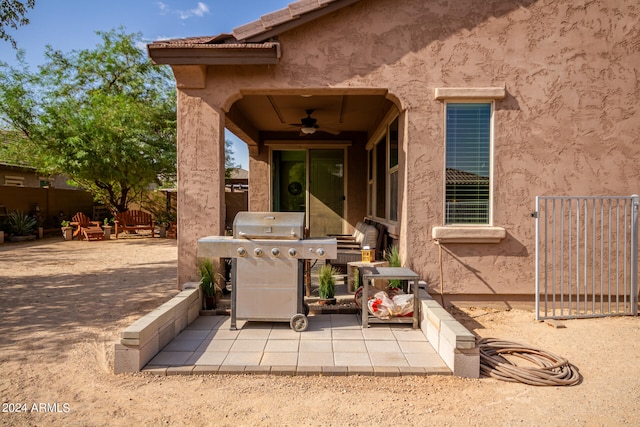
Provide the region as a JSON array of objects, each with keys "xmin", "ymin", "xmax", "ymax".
[
  {"xmin": 153, "ymin": 211, "xmax": 176, "ymax": 239},
  {"xmin": 102, "ymin": 217, "xmax": 112, "ymax": 240},
  {"xmin": 157, "ymin": 222, "xmax": 167, "ymax": 239},
  {"xmin": 61, "ymin": 220, "xmax": 73, "ymax": 241},
  {"xmin": 7, "ymin": 211, "xmax": 37, "ymax": 242},
  {"xmin": 318, "ymin": 264, "xmax": 338, "ymax": 305},
  {"xmin": 386, "ymin": 245, "xmax": 403, "ymax": 293},
  {"xmin": 198, "ymin": 259, "xmax": 223, "ymax": 310}
]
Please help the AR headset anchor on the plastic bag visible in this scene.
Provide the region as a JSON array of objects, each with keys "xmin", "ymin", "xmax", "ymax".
[
  {"xmin": 392, "ymin": 293, "xmax": 413, "ymax": 317},
  {"xmin": 367, "ymin": 291, "xmax": 394, "ymax": 319},
  {"xmin": 367, "ymin": 291, "xmax": 413, "ymax": 319}
]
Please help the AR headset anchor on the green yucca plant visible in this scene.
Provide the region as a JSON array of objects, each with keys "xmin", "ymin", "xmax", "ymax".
[
  {"xmin": 7, "ymin": 211, "xmax": 36, "ymax": 236},
  {"xmin": 386, "ymin": 245, "xmax": 402, "ymax": 289},
  {"xmin": 198, "ymin": 259, "xmax": 223, "ymax": 297}
]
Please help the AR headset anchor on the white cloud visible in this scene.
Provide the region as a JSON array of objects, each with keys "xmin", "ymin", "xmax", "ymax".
[
  {"xmin": 179, "ymin": 2, "xmax": 210, "ymax": 19},
  {"xmin": 157, "ymin": 2, "xmax": 210, "ymax": 20},
  {"xmin": 194, "ymin": 2, "xmax": 210, "ymax": 17},
  {"xmin": 156, "ymin": 2, "xmax": 169, "ymax": 14}
]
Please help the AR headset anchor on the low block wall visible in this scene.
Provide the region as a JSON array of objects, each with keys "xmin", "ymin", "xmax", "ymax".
[
  {"xmin": 114, "ymin": 283, "xmax": 201, "ymax": 374},
  {"xmin": 419, "ymin": 291, "xmax": 479, "ymax": 378},
  {"xmin": 114, "ymin": 282, "xmax": 479, "ymax": 377}
]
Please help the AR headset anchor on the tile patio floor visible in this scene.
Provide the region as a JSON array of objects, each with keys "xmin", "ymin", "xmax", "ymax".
[{"xmin": 144, "ymin": 313, "xmax": 451, "ymax": 377}]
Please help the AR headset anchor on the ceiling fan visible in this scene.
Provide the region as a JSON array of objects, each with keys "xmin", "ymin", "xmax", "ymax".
[{"xmin": 289, "ymin": 109, "xmax": 340, "ymax": 135}]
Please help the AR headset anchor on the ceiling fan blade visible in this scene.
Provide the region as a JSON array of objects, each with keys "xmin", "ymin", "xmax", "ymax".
[
  {"xmin": 317, "ymin": 126, "xmax": 340, "ymax": 135},
  {"xmin": 285, "ymin": 110, "xmax": 340, "ymax": 135}
]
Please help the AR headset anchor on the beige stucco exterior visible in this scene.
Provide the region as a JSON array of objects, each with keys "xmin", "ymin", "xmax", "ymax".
[{"xmin": 152, "ymin": 0, "xmax": 640, "ymax": 304}]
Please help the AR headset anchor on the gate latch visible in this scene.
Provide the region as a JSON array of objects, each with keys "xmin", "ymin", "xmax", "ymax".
[{"xmin": 530, "ymin": 211, "xmax": 539, "ymax": 218}]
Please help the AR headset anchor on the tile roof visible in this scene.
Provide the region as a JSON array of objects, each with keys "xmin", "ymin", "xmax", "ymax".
[
  {"xmin": 146, "ymin": 0, "xmax": 362, "ymax": 65},
  {"xmin": 446, "ymin": 168, "xmax": 489, "ymax": 185},
  {"xmin": 148, "ymin": 0, "xmax": 360, "ymax": 49},
  {"xmin": 229, "ymin": 168, "xmax": 249, "ymax": 180},
  {"xmin": 233, "ymin": 0, "xmax": 359, "ymax": 42}
]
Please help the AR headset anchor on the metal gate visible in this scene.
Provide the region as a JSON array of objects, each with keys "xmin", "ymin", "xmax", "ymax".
[{"xmin": 535, "ymin": 195, "xmax": 639, "ymax": 320}]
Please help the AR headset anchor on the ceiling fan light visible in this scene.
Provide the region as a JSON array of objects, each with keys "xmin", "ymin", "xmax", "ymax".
[{"xmin": 301, "ymin": 126, "xmax": 316, "ymax": 135}]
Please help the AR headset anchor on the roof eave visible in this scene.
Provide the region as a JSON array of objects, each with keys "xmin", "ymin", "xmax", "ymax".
[{"xmin": 147, "ymin": 44, "xmax": 281, "ymax": 66}]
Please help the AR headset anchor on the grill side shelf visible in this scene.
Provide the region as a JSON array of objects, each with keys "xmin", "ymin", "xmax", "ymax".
[{"xmin": 197, "ymin": 236, "xmax": 337, "ymax": 260}]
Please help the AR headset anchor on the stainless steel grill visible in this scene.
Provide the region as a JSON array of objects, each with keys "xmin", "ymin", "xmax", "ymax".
[{"xmin": 198, "ymin": 212, "xmax": 337, "ymax": 331}]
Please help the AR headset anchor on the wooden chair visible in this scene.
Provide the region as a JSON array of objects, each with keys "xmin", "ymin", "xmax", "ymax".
[
  {"xmin": 166, "ymin": 221, "xmax": 177, "ymax": 239},
  {"xmin": 71, "ymin": 212, "xmax": 104, "ymax": 241},
  {"xmin": 115, "ymin": 210, "xmax": 155, "ymax": 238}
]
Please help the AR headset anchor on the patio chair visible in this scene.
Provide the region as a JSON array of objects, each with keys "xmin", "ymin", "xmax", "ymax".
[
  {"xmin": 71, "ymin": 212, "xmax": 104, "ymax": 241},
  {"xmin": 327, "ymin": 220, "xmax": 385, "ymax": 272}
]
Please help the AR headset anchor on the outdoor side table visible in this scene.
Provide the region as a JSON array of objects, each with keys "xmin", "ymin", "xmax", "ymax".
[
  {"xmin": 360, "ymin": 266, "xmax": 420, "ymax": 329},
  {"xmin": 346, "ymin": 260, "xmax": 387, "ymax": 293}
]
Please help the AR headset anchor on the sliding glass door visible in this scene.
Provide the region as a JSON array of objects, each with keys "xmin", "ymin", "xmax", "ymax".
[
  {"xmin": 272, "ymin": 148, "xmax": 345, "ymax": 237},
  {"xmin": 309, "ymin": 149, "xmax": 344, "ymax": 237},
  {"xmin": 272, "ymin": 150, "xmax": 306, "ymax": 213}
]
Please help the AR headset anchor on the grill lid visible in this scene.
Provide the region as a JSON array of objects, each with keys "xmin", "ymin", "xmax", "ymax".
[{"xmin": 233, "ymin": 212, "xmax": 305, "ymax": 240}]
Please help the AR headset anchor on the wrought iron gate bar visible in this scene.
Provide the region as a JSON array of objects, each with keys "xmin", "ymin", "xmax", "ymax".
[{"xmin": 535, "ymin": 195, "xmax": 639, "ymax": 320}]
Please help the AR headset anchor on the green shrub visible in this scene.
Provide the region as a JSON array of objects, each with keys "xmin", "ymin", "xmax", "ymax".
[
  {"xmin": 318, "ymin": 264, "xmax": 338, "ymax": 299},
  {"xmin": 7, "ymin": 211, "xmax": 36, "ymax": 236},
  {"xmin": 198, "ymin": 259, "xmax": 222, "ymax": 297},
  {"xmin": 386, "ymin": 245, "xmax": 402, "ymax": 289}
]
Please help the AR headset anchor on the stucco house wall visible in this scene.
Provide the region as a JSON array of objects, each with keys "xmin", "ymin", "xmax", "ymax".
[{"xmin": 153, "ymin": 0, "xmax": 639, "ymax": 303}]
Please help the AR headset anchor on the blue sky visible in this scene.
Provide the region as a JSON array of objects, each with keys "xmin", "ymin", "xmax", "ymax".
[{"xmin": 2, "ymin": 1, "xmax": 293, "ymax": 169}]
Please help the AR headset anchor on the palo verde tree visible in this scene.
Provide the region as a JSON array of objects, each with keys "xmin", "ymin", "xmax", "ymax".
[
  {"xmin": 0, "ymin": 28, "xmax": 177, "ymax": 213},
  {"xmin": 0, "ymin": 0, "xmax": 35, "ymax": 49}
]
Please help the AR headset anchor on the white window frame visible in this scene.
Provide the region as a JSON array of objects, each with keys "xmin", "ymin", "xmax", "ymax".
[
  {"xmin": 366, "ymin": 113, "xmax": 400, "ymax": 225},
  {"xmin": 432, "ymin": 86, "xmax": 506, "ymax": 243},
  {"xmin": 4, "ymin": 176, "xmax": 25, "ymax": 187},
  {"xmin": 39, "ymin": 177, "xmax": 51, "ymax": 188},
  {"xmin": 443, "ymin": 100, "xmax": 494, "ymax": 225},
  {"xmin": 387, "ymin": 118, "xmax": 399, "ymax": 222}
]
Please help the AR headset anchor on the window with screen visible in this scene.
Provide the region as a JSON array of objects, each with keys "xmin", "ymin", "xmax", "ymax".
[
  {"xmin": 388, "ymin": 118, "xmax": 398, "ymax": 221},
  {"xmin": 445, "ymin": 102, "xmax": 492, "ymax": 224},
  {"xmin": 367, "ymin": 116, "xmax": 400, "ymax": 223}
]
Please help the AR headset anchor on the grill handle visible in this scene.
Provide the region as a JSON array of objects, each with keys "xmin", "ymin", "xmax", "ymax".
[{"xmin": 238, "ymin": 231, "xmax": 299, "ymax": 240}]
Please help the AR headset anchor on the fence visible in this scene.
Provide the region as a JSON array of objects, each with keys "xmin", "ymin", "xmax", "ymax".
[
  {"xmin": 0, "ymin": 186, "xmax": 94, "ymax": 229},
  {"xmin": 535, "ymin": 195, "xmax": 638, "ymax": 320}
]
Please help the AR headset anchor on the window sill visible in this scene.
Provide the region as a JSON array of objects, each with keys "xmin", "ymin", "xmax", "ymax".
[
  {"xmin": 434, "ymin": 87, "xmax": 506, "ymax": 100},
  {"xmin": 432, "ymin": 226, "xmax": 506, "ymax": 244}
]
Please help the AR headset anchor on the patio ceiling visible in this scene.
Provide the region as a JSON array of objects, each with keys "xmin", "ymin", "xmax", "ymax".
[{"xmin": 227, "ymin": 93, "xmax": 395, "ymax": 146}]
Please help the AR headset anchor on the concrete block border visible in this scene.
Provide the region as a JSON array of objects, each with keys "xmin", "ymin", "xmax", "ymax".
[
  {"xmin": 114, "ymin": 282, "xmax": 201, "ymax": 374},
  {"xmin": 419, "ymin": 290, "xmax": 479, "ymax": 378},
  {"xmin": 115, "ymin": 282, "xmax": 479, "ymax": 378}
]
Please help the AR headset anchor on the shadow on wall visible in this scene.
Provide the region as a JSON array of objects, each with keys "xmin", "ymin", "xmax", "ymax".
[
  {"xmin": 428, "ymin": 232, "xmax": 529, "ymax": 308},
  {"xmin": 496, "ymin": 89, "xmax": 521, "ymax": 111},
  {"xmin": 441, "ymin": 232, "xmax": 528, "ymax": 258},
  {"xmin": 281, "ymin": 0, "xmax": 540, "ymax": 84}
]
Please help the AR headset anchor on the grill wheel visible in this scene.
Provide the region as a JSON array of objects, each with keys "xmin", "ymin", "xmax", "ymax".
[{"xmin": 290, "ymin": 314, "xmax": 309, "ymax": 332}]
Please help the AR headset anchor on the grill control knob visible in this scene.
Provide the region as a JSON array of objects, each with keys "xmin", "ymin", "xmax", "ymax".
[
  {"xmin": 237, "ymin": 247, "xmax": 247, "ymax": 257},
  {"xmin": 316, "ymin": 248, "xmax": 326, "ymax": 257},
  {"xmin": 254, "ymin": 248, "xmax": 263, "ymax": 257},
  {"xmin": 271, "ymin": 248, "xmax": 280, "ymax": 257},
  {"xmin": 288, "ymin": 248, "xmax": 297, "ymax": 257}
]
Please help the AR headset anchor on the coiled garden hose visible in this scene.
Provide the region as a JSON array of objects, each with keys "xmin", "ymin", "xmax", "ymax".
[{"xmin": 478, "ymin": 338, "xmax": 581, "ymax": 386}]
